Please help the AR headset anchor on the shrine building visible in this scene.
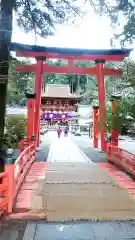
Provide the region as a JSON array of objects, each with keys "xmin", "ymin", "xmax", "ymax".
[{"xmin": 41, "ymin": 84, "xmax": 81, "ymax": 125}]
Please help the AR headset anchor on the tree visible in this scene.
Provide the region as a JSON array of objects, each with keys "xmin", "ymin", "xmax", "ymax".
[
  {"xmin": 104, "ymin": 58, "xmax": 135, "ymax": 135},
  {"xmin": 5, "ymin": 114, "xmax": 26, "ymax": 148},
  {"xmin": 90, "ymin": 0, "xmax": 135, "ymax": 44},
  {"xmin": 8, "ymin": 59, "xmax": 91, "ymax": 105},
  {"xmin": 42, "ymin": 59, "xmax": 90, "ymax": 93},
  {"xmin": 7, "ymin": 59, "xmax": 34, "ymax": 105},
  {"xmin": 0, "ymin": 0, "xmax": 81, "ymax": 170}
]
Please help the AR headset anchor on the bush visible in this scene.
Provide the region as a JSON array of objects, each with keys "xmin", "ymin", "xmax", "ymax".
[{"xmin": 5, "ymin": 114, "xmax": 26, "ymax": 148}]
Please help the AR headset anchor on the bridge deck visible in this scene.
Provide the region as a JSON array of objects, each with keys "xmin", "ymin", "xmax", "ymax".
[
  {"xmin": 31, "ymin": 162, "xmax": 135, "ymax": 221},
  {"xmin": 3, "ymin": 134, "xmax": 135, "ymax": 239},
  {"xmin": 9, "ymin": 136, "xmax": 135, "ymax": 222}
]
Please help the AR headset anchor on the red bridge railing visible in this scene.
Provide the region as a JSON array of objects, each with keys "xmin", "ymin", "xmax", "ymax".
[
  {"xmin": 0, "ymin": 144, "xmax": 36, "ymax": 216},
  {"xmin": 107, "ymin": 144, "xmax": 135, "ymax": 178}
]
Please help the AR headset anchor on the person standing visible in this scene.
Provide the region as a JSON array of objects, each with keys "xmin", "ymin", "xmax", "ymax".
[
  {"xmin": 64, "ymin": 125, "xmax": 68, "ymax": 137},
  {"xmin": 57, "ymin": 127, "xmax": 62, "ymax": 138}
]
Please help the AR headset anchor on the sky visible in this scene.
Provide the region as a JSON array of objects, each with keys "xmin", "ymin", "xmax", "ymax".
[{"xmin": 12, "ymin": 7, "xmax": 135, "ymax": 59}]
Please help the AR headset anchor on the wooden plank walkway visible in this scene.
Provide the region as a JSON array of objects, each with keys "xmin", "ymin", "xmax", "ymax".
[{"xmin": 34, "ymin": 162, "xmax": 135, "ymax": 221}]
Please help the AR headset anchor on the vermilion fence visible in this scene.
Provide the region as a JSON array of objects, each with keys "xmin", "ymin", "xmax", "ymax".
[
  {"xmin": 107, "ymin": 144, "xmax": 135, "ymax": 178},
  {"xmin": 0, "ymin": 144, "xmax": 35, "ymax": 216},
  {"xmin": 0, "ymin": 172, "xmax": 9, "ymax": 217}
]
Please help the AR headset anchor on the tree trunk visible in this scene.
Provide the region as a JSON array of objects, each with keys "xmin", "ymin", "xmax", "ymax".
[{"xmin": 0, "ymin": 0, "xmax": 14, "ymax": 172}]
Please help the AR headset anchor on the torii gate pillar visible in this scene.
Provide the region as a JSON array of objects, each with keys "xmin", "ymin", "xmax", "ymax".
[
  {"xmin": 34, "ymin": 57, "xmax": 45, "ymax": 147},
  {"xmin": 93, "ymin": 106, "xmax": 99, "ymax": 148},
  {"xmin": 25, "ymin": 93, "xmax": 36, "ymax": 145},
  {"xmin": 95, "ymin": 59, "xmax": 107, "ymax": 152}
]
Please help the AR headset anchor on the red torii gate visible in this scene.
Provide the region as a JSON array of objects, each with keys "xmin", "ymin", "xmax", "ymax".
[{"xmin": 12, "ymin": 43, "xmax": 132, "ymax": 151}]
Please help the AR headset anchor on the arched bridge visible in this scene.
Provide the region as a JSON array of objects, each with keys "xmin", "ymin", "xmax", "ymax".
[
  {"xmin": 1, "ymin": 134, "xmax": 135, "ymax": 221},
  {"xmin": 0, "ymin": 133, "xmax": 135, "ymax": 239}
]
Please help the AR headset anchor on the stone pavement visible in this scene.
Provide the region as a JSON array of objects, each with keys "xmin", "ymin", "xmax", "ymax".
[
  {"xmin": 30, "ymin": 162, "xmax": 135, "ymax": 222},
  {"xmin": 47, "ymin": 135, "xmax": 92, "ymax": 163},
  {"xmin": 36, "ymin": 133, "xmax": 52, "ymax": 162},
  {"xmin": 1, "ymin": 220, "xmax": 135, "ymax": 240},
  {"xmin": 72, "ymin": 134, "xmax": 135, "ymax": 158}
]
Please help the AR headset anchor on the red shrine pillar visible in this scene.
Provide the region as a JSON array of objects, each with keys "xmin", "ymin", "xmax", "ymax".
[
  {"xmin": 25, "ymin": 93, "xmax": 36, "ymax": 145},
  {"xmin": 95, "ymin": 59, "xmax": 107, "ymax": 152},
  {"xmin": 27, "ymin": 99, "xmax": 34, "ymax": 144},
  {"xmin": 34, "ymin": 57, "xmax": 45, "ymax": 147},
  {"xmin": 111, "ymin": 95, "xmax": 121, "ymax": 149},
  {"xmin": 37, "ymin": 115, "xmax": 40, "ymax": 146},
  {"xmin": 93, "ymin": 106, "xmax": 99, "ymax": 148}
]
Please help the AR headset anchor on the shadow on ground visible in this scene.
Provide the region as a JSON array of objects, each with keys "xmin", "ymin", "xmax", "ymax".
[
  {"xmin": 36, "ymin": 134, "xmax": 52, "ymax": 162},
  {"xmin": 36, "ymin": 143, "xmax": 50, "ymax": 162},
  {"xmin": 72, "ymin": 137, "xmax": 106, "ymax": 163}
]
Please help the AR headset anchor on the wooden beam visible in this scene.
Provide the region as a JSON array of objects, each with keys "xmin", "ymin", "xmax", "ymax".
[
  {"xmin": 16, "ymin": 64, "xmax": 36, "ymax": 72},
  {"xmin": 43, "ymin": 64, "xmax": 97, "ymax": 75},
  {"xmin": 103, "ymin": 68, "xmax": 122, "ymax": 76},
  {"xmin": 16, "ymin": 51, "xmax": 127, "ymax": 61},
  {"xmin": 16, "ymin": 64, "xmax": 97, "ymax": 75},
  {"xmin": 16, "ymin": 64, "xmax": 122, "ymax": 76}
]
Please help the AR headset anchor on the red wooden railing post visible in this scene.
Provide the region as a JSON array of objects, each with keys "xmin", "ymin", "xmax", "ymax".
[
  {"xmin": 111, "ymin": 95, "xmax": 121, "ymax": 149},
  {"xmin": 34, "ymin": 57, "xmax": 45, "ymax": 147},
  {"xmin": 93, "ymin": 106, "xmax": 99, "ymax": 148},
  {"xmin": 4, "ymin": 154, "xmax": 15, "ymax": 213},
  {"xmin": 95, "ymin": 59, "xmax": 107, "ymax": 152}
]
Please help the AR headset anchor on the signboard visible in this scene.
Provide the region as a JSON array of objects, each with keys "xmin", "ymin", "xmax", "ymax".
[{"xmin": 41, "ymin": 113, "xmax": 72, "ymax": 120}]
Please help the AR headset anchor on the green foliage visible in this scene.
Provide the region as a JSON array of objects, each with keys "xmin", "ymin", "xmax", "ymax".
[
  {"xmin": 106, "ymin": 103, "xmax": 112, "ymax": 134},
  {"xmin": 43, "ymin": 60, "xmax": 94, "ymax": 96},
  {"xmin": 5, "ymin": 114, "xmax": 26, "ymax": 148},
  {"xmin": 14, "ymin": 0, "xmax": 81, "ymax": 37},
  {"xmin": 8, "ymin": 59, "xmax": 95, "ymax": 105},
  {"xmin": 0, "ymin": 0, "xmax": 81, "ymax": 169},
  {"xmin": 90, "ymin": 0, "xmax": 135, "ymax": 44},
  {"xmin": 106, "ymin": 135, "xmax": 112, "ymax": 143},
  {"xmin": 106, "ymin": 100, "xmax": 126, "ymax": 134},
  {"xmin": 7, "ymin": 59, "xmax": 34, "ymax": 105},
  {"xmin": 31, "ymin": 135, "xmax": 36, "ymax": 141}
]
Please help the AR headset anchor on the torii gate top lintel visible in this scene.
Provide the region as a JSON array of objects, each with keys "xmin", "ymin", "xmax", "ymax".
[{"xmin": 11, "ymin": 42, "xmax": 132, "ymax": 61}]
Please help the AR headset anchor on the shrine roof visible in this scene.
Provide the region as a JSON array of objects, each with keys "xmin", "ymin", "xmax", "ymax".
[
  {"xmin": 11, "ymin": 42, "xmax": 132, "ymax": 57},
  {"xmin": 42, "ymin": 84, "xmax": 81, "ymax": 99}
]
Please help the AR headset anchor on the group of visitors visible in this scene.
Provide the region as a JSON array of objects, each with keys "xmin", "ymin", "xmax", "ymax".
[{"xmin": 57, "ymin": 125, "xmax": 69, "ymax": 138}]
